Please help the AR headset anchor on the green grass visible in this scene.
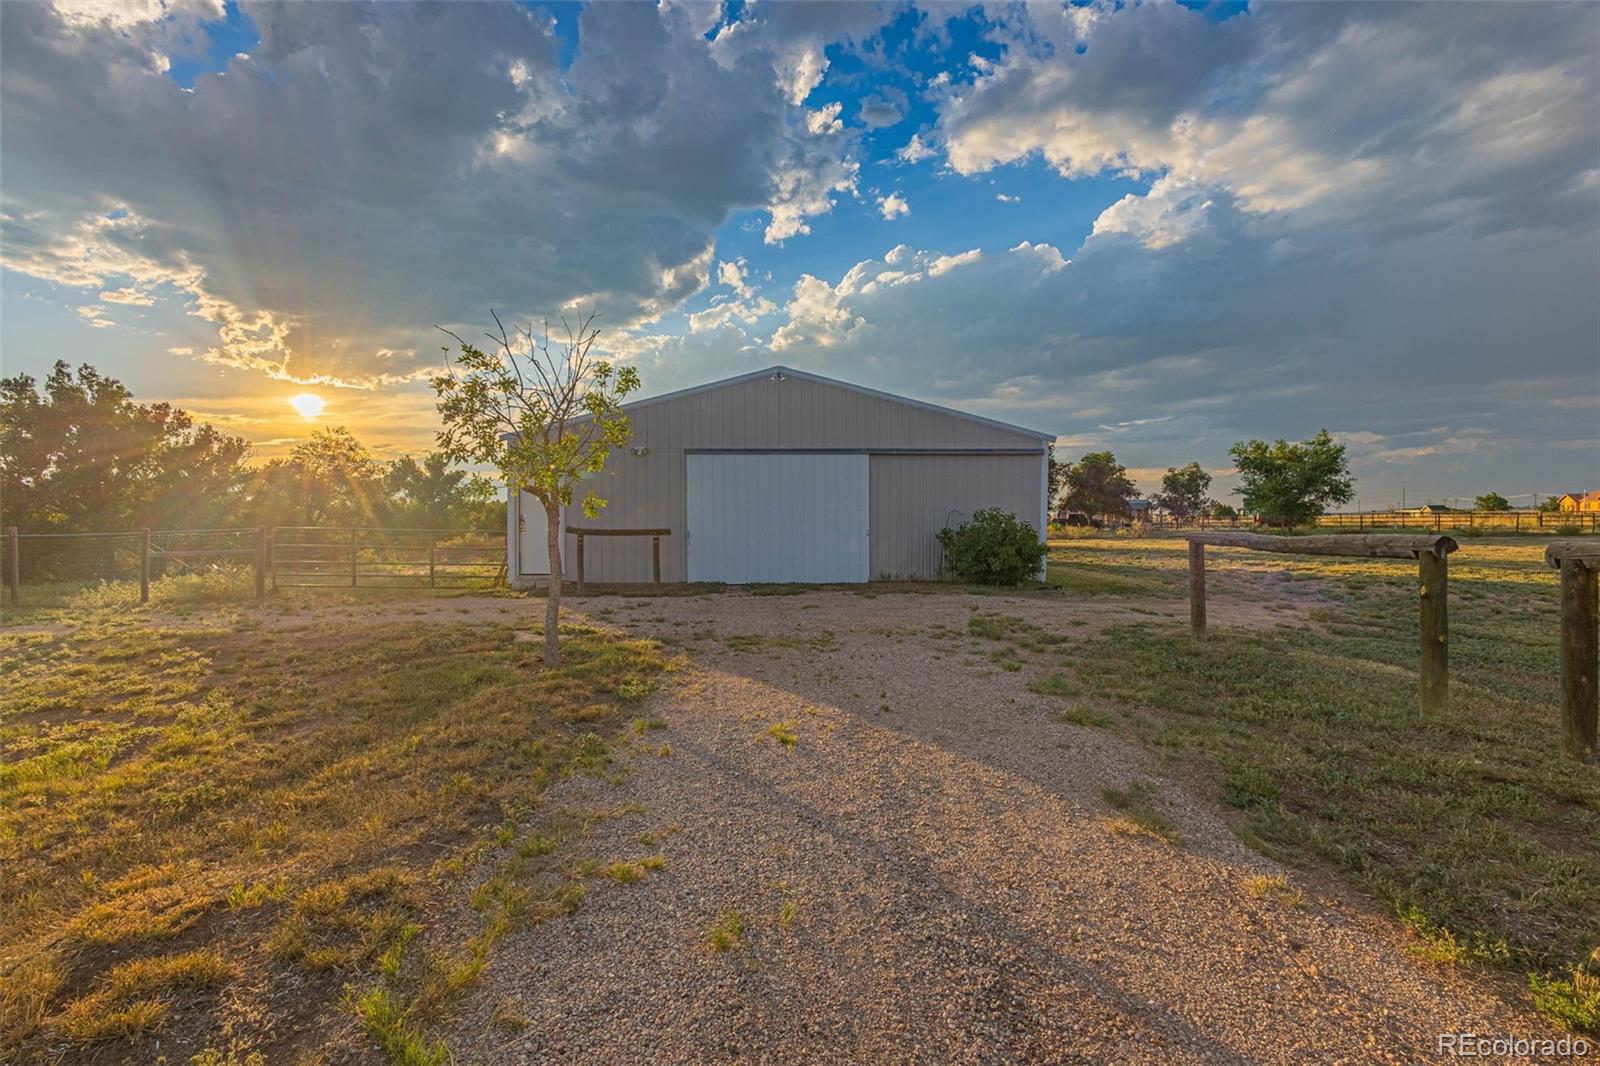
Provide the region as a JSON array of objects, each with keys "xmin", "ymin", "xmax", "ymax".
[
  {"xmin": 0, "ymin": 606, "xmax": 668, "ymax": 1060},
  {"xmin": 1052, "ymin": 537, "xmax": 1598, "ymax": 1033},
  {"xmin": 705, "ymin": 910, "xmax": 745, "ymax": 953},
  {"xmin": 1244, "ymin": 875, "xmax": 1306, "ymax": 910},
  {"xmin": 1101, "ymin": 782, "xmax": 1182, "ymax": 844}
]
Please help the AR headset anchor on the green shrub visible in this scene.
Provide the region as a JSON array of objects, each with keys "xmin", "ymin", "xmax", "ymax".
[{"xmin": 937, "ymin": 508, "xmax": 1047, "ymax": 586}]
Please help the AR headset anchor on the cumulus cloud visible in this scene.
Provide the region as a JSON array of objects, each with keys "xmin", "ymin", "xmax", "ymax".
[
  {"xmin": 877, "ymin": 192, "xmax": 910, "ymax": 220},
  {"xmin": 896, "ymin": 133, "xmax": 937, "ymax": 163},
  {"xmin": 718, "ymin": 259, "xmax": 755, "ymax": 299},
  {"xmin": 939, "ymin": 3, "xmax": 1599, "ymax": 240},
  {"xmin": 0, "ymin": 1, "xmax": 879, "ymax": 385}
]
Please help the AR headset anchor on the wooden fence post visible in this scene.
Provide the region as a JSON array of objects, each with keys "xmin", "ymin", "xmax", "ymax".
[
  {"xmin": 139, "ymin": 528, "xmax": 151, "ymax": 604},
  {"xmin": 652, "ymin": 534, "xmax": 662, "ymax": 590},
  {"xmin": 1418, "ymin": 547, "xmax": 1448, "ymax": 714},
  {"xmin": 1548, "ymin": 544, "xmax": 1600, "ymax": 763},
  {"xmin": 350, "ymin": 528, "xmax": 359, "ymax": 588},
  {"xmin": 1188, "ymin": 539, "xmax": 1206, "ymax": 639},
  {"xmin": 6, "ymin": 526, "xmax": 18, "ymax": 607},
  {"xmin": 428, "ymin": 531, "xmax": 437, "ymax": 589},
  {"xmin": 255, "ymin": 527, "xmax": 268, "ymax": 599},
  {"xmin": 574, "ymin": 532, "xmax": 585, "ymax": 596}
]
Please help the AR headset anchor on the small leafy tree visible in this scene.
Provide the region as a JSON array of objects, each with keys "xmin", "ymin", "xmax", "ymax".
[
  {"xmin": 1208, "ymin": 500, "xmax": 1239, "ymax": 520},
  {"xmin": 1047, "ymin": 444, "xmax": 1065, "ymax": 509},
  {"xmin": 937, "ymin": 508, "xmax": 1047, "ymax": 586},
  {"xmin": 1062, "ymin": 450, "xmax": 1140, "ymax": 520},
  {"xmin": 1152, "ymin": 462, "xmax": 1212, "ymax": 519},
  {"xmin": 434, "ymin": 312, "xmax": 639, "ymax": 665},
  {"xmin": 1473, "ymin": 492, "xmax": 1511, "ymax": 512},
  {"xmin": 1228, "ymin": 429, "xmax": 1354, "ymax": 527}
]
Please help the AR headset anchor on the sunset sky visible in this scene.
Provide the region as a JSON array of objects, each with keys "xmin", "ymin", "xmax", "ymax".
[{"xmin": 2, "ymin": 0, "xmax": 1596, "ymax": 508}]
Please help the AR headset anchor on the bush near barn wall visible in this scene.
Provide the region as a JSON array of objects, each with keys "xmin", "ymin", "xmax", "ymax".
[{"xmin": 937, "ymin": 508, "xmax": 1047, "ymax": 586}]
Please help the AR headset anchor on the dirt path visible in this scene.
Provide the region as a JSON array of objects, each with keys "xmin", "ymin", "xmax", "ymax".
[{"xmin": 440, "ymin": 589, "xmax": 1553, "ymax": 1064}]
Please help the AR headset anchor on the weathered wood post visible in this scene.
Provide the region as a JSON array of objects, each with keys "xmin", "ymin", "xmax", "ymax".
[
  {"xmin": 652, "ymin": 534, "xmax": 662, "ymax": 590},
  {"xmin": 349, "ymin": 528, "xmax": 359, "ymax": 588},
  {"xmin": 428, "ymin": 530, "xmax": 437, "ymax": 589},
  {"xmin": 1547, "ymin": 542, "xmax": 1599, "ymax": 763},
  {"xmin": 139, "ymin": 528, "xmax": 151, "ymax": 604},
  {"xmin": 574, "ymin": 531, "xmax": 586, "ymax": 596},
  {"xmin": 6, "ymin": 526, "xmax": 19, "ymax": 607},
  {"xmin": 255, "ymin": 527, "xmax": 268, "ymax": 599},
  {"xmin": 1418, "ymin": 545, "xmax": 1449, "ymax": 714},
  {"xmin": 1188, "ymin": 539, "xmax": 1206, "ymax": 639}
]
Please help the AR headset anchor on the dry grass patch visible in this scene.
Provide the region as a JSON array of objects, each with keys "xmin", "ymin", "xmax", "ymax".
[
  {"xmin": 1244, "ymin": 874, "xmax": 1306, "ymax": 910},
  {"xmin": 56, "ymin": 948, "xmax": 233, "ymax": 1043},
  {"xmin": 1102, "ymin": 782, "xmax": 1182, "ymax": 845},
  {"xmin": 0, "ymin": 609, "xmax": 667, "ymax": 1061}
]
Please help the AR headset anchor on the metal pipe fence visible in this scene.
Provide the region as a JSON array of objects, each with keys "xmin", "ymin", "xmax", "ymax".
[{"xmin": 3, "ymin": 525, "xmax": 506, "ymax": 608}]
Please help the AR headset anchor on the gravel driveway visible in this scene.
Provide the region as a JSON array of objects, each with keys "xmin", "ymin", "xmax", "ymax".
[{"xmin": 446, "ymin": 588, "xmax": 1553, "ymax": 1064}]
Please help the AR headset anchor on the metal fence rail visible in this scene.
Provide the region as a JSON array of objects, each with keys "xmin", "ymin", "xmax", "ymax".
[
  {"xmin": 3, "ymin": 525, "xmax": 507, "ymax": 606},
  {"xmin": 269, "ymin": 527, "xmax": 505, "ymax": 589}
]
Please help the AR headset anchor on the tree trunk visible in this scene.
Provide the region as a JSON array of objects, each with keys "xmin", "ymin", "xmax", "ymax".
[{"xmin": 544, "ymin": 500, "xmax": 562, "ymax": 667}]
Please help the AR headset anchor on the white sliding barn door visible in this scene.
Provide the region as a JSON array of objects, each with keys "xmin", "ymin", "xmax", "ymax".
[{"xmin": 686, "ymin": 453, "xmax": 869, "ymax": 583}]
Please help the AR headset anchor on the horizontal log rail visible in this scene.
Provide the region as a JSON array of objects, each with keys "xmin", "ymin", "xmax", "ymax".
[
  {"xmin": 1546, "ymin": 542, "xmax": 1599, "ymax": 762},
  {"xmin": 1185, "ymin": 532, "xmax": 1457, "ymax": 714},
  {"xmin": 1546, "ymin": 540, "xmax": 1600, "ymax": 568},
  {"xmin": 1185, "ymin": 532, "xmax": 1458, "ymax": 560},
  {"xmin": 565, "ymin": 527, "xmax": 672, "ymax": 594}
]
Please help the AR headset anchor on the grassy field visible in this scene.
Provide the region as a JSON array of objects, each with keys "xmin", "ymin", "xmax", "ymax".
[
  {"xmin": 0, "ymin": 599, "xmax": 669, "ymax": 1063},
  {"xmin": 1032, "ymin": 536, "xmax": 1599, "ymax": 1032},
  {"xmin": 2, "ymin": 533, "xmax": 1595, "ymax": 1058}
]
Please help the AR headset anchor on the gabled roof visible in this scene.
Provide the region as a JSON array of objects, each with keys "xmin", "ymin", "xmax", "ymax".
[{"xmin": 606, "ymin": 364, "xmax": 1057, "ymax": 442}]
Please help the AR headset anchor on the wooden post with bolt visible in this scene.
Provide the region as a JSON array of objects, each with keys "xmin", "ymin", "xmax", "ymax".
[
  {"xmin": 1418, "ymin": 546, "xmax": 1449, "ymax": 715},
  {"xmin": 1188, "ymin": 540, "xmax": 1206, "ymax": 639},
  {"xmin": 1547, "ymin": 541, "xmax": 1599, "ymax": 762}
]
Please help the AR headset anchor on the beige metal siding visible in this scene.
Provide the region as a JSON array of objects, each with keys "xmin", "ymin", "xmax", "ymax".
[
  {"xmin": 869, "ymin": 454, "xmax": 1044, "ymax": 579},
  {"xmin": 557, "ymin": 373, "xmax": 1048, "ymax": 583}
]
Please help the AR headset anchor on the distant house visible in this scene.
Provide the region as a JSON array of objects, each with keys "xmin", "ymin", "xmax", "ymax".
[
  {"xmin": 1396, "ymin": 503, "xmax": 1452, "ymax": 516},
  {"xmin": 1127, "ymin": 499, "xmax": 1153, "ymax": 522},
  {"xmin": 1558, "ymin": 492, "xmax": 1600, "ymax": 513}
]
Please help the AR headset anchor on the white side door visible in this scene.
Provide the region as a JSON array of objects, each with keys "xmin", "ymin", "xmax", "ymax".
[
  {"xmin": 517, "ymin": 490, "xmax": 551, "ymax": 575},
  {"xmin": 687, "ymin": 453, "xmax": 870, "ymax": 583}
]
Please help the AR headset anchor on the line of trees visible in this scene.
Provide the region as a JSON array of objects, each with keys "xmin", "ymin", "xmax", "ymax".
[
  {"xmin": 1051, "ymin": 429, "xmax": 1356, "ymax": 527},
  {"xmin": 0, "ymin": 361, "xmax": 504, "ymax": 535}
]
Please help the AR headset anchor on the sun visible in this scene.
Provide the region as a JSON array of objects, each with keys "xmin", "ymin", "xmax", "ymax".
[{"xmin": 289, "ymin": 393, "xmax": 325, "ymax": 418}]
